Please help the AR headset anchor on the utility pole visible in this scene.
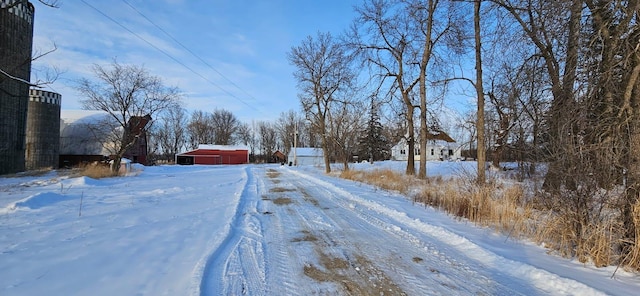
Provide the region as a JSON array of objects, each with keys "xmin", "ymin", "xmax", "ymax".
[{"xmin": 293, "ymin": 121, "xmax": 298, "ymax": 166}]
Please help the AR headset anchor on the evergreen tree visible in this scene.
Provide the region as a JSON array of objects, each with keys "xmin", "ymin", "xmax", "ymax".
[{"xmin": 357, "ymin": 99, "xmax": 390, "ymax": 163}]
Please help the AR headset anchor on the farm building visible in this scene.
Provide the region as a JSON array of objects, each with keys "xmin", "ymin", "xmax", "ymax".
[
  {"xmin": 59, "ymin": 110, "xmax": 151, "ymax": 167},
  {"xmin": 176, "ymin": 144, "xmax": 249, "ymax": 165},
  {"xmin": 273, "ymin": 150, "xmax": 286, "ymax": 164},
  {"xmin": 287, "ymin": 147, "xmax": 324, "ymax": 166},
  {"xmin": 59, "ymin": 110, "xmax": 114, "ymax": 167},
  {"xmin": 391, "ymin": 130, "xmax": 462, "ymax": 161}
]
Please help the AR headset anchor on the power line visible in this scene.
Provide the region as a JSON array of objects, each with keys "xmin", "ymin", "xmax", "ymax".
[
  {"xmin": 78, "ymin": 0, "xmax": 262, "ymax": 113},
  {"xmin": 120, "ymin": 0, "xmax": 260, "ymax": 105}
]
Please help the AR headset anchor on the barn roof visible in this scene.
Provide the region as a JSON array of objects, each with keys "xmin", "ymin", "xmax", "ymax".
[
  {"xmin": 197, "ymin": 144, "xmax": 249, "ymax": 151},
  {"xmin": 177, "ymin": 144, "xmax": 250, "ymax": 156}
]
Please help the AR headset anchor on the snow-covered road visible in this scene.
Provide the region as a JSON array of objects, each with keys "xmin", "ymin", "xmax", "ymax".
[
  {"xmin": 1, "ymin": 164, "xmax": 638, "ymax": 295},
  {"xmin": 201, "ymin": 165, "xmax": 617, "ymax": 295}
]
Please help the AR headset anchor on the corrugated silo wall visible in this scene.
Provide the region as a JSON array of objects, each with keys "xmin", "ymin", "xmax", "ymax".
[
  {"xmin": 0, "ymin": 0, "xmax": 34, "ymax": 175},
  {"xmin": 26, "ymin": 89, "xmax": 61, "ymax": 170}
]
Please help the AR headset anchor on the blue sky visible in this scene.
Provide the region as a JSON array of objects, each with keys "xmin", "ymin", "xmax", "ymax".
[{"xmin": 31, "ymin": 0, "xmax": 361, "ymax": 122}]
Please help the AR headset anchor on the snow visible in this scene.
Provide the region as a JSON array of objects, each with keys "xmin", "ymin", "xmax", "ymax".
[
  {"xmin": 195, "ymin": 144, "xmax": 250, "ymax": 151},
  {"xmin": 1, "ymin": 161, "xmax": 638, "ymax": 295}
]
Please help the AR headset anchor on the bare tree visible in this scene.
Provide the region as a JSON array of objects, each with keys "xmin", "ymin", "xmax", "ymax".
[
  {"xmin": 186, "ymin": 110, "xmax": 213, "ymax": 149},
  {"xmin": 328, "ymin": 100, "xmax": 366, "ymax": 170},
  {"xmin": 275, "ymin": 110, "xmax": 303, "ymax": 157},
  {"xmin": 486, "ymin": 72, "xmax": 521, "ymax": 169},
  {"xmin": 491, "ymin": 0, "xmax": 582, "ymax": 190},
  {"xmin": 472, "ymin": 0, "xmax": 488, "ymax": 185},
  {"xmin": 351, "ymin": 0, "xmax": 423, "ymax": 175},
  {"xmin": 154, "ymin": 106, "xmax": 187, "ymax": 162},
  {"xmin": 210, "ymin": 108, "xmax": 239, "ymax": 145},
  {"xmin": 236, "ymin": 122, "xmax": 253, "ymax": 147},
  {"xmin": 407, "ymin": 0, "xmax": 456, "ymax": 179},
  {"xmin": 580, "ymin": 0, "xmax": 640, "ymax": 259},
  {"xmin": 76, "ymin": 60, "xmax": 180, "ymax": 172},
  {"xmin": 258, "ymin": 121, "xmax": 277, "ymax": 163},
  {"xmin": 288, "ymin": 31, "xmax": 355, "ymax": 173}
]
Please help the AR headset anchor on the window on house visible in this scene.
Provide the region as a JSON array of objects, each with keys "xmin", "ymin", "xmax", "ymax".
[
  {"xmin": 449, "ymin": 149, "xmax": 453, "ymax": 156},
  {"xmin": 415, "ymin": 149, "xmax": 420, "ymax": 155},
  {"xmin": 400, "ymin": 149, "xmax": 406, "ymax": 155},
  {"xmin": 430, "ymin": 149, "xmax": 434, "ymax": 155}
]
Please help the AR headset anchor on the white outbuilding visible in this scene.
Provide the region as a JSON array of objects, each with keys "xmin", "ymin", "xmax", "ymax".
[{"xmin": 288, "ymin": 147, "xmax": 324, "ymax": 166}]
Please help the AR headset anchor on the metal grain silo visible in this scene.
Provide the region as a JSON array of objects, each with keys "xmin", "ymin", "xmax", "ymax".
[
  {"xmin": 26, "ymin": 89, "xmax": 61, "ymax": 170},
  {"xmin": 0, "ymin": 0, "xmax": 35, "ymax": 174}
]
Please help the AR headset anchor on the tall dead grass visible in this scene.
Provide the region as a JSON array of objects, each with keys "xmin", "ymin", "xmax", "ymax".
[
  {"xmin": 340, "ymin": 168, "xmax": 640, "ymax": 272},
  {"xmin": 416, "ymin": 179, "xmax": 530, "ymax": 234},
  {"xmin": 73, "ymin": 163, "xmax": 120, "ymax": 179},
  {"xmin": 340, "ymin": 169, "xmax": 413, "ymax": 194}
]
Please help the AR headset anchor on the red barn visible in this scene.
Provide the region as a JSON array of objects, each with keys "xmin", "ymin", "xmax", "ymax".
[{"xmin": 176, "ymin": 144, "xmax": 249, "ymax": 165}]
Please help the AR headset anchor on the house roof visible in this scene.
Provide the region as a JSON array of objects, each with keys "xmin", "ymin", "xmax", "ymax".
[{"xmin": 427, "ymin": 131, "xmax": 455, "ymax": 143}]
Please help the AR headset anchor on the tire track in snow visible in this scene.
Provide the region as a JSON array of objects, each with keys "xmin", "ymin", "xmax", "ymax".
[
  {"xmin": 288, "ymin": 169, "xmax": 607, "ymax": 296},
  {"xmin": 198, "ymin": 166, "xmax": 266, "ymax": 295},
  {"xmin": 256, "ymin": 168, "xmax": 303, "ymax": 295},
  {"xmin": 269, "ymin": 178, "xmax": 408, "ymax": 295},
  {"xmin": 288, "ymin": 173, "xmax": 518, "ymax": 295}
]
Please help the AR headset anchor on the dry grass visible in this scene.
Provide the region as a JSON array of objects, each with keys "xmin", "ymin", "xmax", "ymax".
[
  {"xmin": 74, "ymin": 163, "xmax": 120, "ymax": 179},
  {"xmin": 416, "ymin": 180, "xmax": 529, "ymax": 234},
  {"xmin": 340, "ymin": 169, "xmax": 413, "ymax": 194},
  {"xmin": 629, "ymin": 201, "xmax": 640, "ymax": 270},
  {"xmin": 340, "ymin": 168, "xmax": 640, "ymax": 272}
]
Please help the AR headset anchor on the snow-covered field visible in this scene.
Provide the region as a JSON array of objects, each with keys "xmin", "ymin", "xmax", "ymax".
[{"xmin": 1, "ymin": 161, "xmax": 638, "ymax": 295}]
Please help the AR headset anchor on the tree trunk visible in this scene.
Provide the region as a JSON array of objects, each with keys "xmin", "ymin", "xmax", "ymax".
[
  {"xmin": 542, "ymin": 0, "xmax": 582, "ymax": 191},
  {"xmin": 474, "ymin": 0, "xmax": 485, "ymax": 185},
  {"xmin": 320, "ymin": 120, "xmax": 331, "ymax": 174},
  {"xmin": 405, "ymin": 103, "xmax": 416, "ymax": 175},
  {"xmin": 418, "ymin": 0, "xmax": 435, "ymax": 180}
]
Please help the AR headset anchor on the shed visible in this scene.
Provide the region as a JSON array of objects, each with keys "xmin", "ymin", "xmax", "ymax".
[
  {"xmin": 287, "ymin": 147, "xmax": 324, "ymax": 166},
  {"xmin": 176, "ymin": 144, "xmax": 249, "ymax": 165},
  {"xmin": 273, "ymin": 150, "xmax": 286, "ymax": 163}
]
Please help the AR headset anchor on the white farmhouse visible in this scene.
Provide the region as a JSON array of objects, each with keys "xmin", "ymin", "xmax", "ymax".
[{"xmin": 391, "ymin": 131, "xmax": 462, "ymax": 161}]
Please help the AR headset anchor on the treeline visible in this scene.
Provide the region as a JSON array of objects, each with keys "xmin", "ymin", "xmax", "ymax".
[{"xmin": 146, "ymin": 107, "xmax": 401, "ymax": 165}]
